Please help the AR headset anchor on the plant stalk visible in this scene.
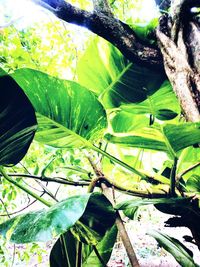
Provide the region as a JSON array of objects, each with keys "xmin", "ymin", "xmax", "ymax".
[
  {"xmin": 87, "ymin": 157, "xmax": 140, "ymax": 267},
  {"xmin": 170, "ymin": 157, "xmax": 178, "ymax": 197}
]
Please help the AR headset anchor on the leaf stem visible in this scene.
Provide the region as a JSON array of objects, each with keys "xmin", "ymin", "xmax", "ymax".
[
  {"xmin": 87, "ymin": 157, "xmax": 140, "ymax": 267},
  {"xmin": 93, "ymin": 245, "xmax": 107, "ymax": 267},
  {"xmin": 170, "ymin": 157, "xmax": 178, "ymax": 197},
  {"xmin": 76, "ymin": 241, "xmax": 82, "ymax": 267},
  {"xmin": 92, "ymin": 145, "xmax": 147, "ymax": 179},
  {"xmin": 0, "ymin": 166, "xmax": 51, "ymax": 207},
  {"xmin": 60, "ymin": 235, "xmax": 71, "ymax": 267}
]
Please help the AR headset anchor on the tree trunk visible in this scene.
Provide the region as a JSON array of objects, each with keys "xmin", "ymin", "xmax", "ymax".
[{"xmin": 156, "ymin": 0, "xmax": 200, "ymax": 122}]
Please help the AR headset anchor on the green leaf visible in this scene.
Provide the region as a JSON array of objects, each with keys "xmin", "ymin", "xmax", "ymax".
[
  {"xmin": 186, "ymin": 175, "xmax": 200, "ymax": 193},
  {"xmin": 0, "ymin": 194, "xmax": 91, "ymax": 243},
  {"xmin": 163, "ymin": 122, "xmax": 200, "ymax": 153},
  {"xmin": 50, "ymin": 225, "xmax": 117, "ymax": 267},
  {"xmin": 49, "ymin": 194, "xmax": 117, "ymax": 267},
  {"xmin": 105, "ymin": 127, "xmax": 168, "ymax": 152},
  {"xmin": 121, "ymin": 80, "xmax": 180, "ymax": 121},
  {"xmin": 0, "ymin": 193, "xmax": 116, "ymax": 244},
  {"xmin": 111, "ymin": 111, "xmax": 149, "ymax": 133},
  {"xmin": 11, "ymin": 68, "xmax": 107, "ymax": 148},
  {"xmin": 50, "ymin": 232, "xmax": 81, "ymax": 267},
  {"xmin": 105, "ymin": 122, "xmax": 200, "ymax": 157},
  {"xmin": 77, "ymin": 37, "xmax": 164, "ymax": 108},
  {"xmin": 148, "ymin": 230, "xmax": 199, "ymax": 267},
  {"xmin": 0, "ymin": 71, "xmax": 37, "ymax": 166},
  {"xmin": 123, "ymin": 206, "xmax": 138, "ymax": 220},
  {"xmin": 115, "ymin": 197, "xmax": 192, "ymax": 210},
  {"xmin": 83, "ymin": 225, "xmax": 117, "ymax": 267}
]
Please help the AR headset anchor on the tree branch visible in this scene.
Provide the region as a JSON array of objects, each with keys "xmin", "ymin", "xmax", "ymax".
[{"xmin": 32, "ymin": 0, "xmax": 163, "ymax": 69}]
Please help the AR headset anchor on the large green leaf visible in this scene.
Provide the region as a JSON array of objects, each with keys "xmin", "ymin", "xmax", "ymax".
[
  {"xmin": 0, "ymin": 193, "xmax": 115, "ymax": 244},
  {"xmin": 77, "ymin": 38, "xmax": 164, "ymax": 109},
  {"xmin": 186, "ymin": 175, "xmax": 200, "ymax": 193},
  {"xmin": 105, "ymin": 126, "xmax": 168, "ymax": 152},
  {"xmin": 83, "ymin": 225, "xmax": 117, "ymax": 267},
  {"xmin": 115, "ymin": 197, "xmax": 192, "ymax": 210},
  {"xmin": 110, "ymin": 111, "xmax": 149, "ymax": 133},
  {"xmin": 49, "ymin": 194, "xmax": 117, "ymax": 267},
  {"xmin": 105, "ymin": 122, "xmax": 200, "ymax": 157},
  {"xmin": 50, "ymin": 225, "xmax": 117, "ymax": 267},
  {"xmin": 0, "ymin": 71, "xmax": 37, "ymax": 166},
  {"xmin": 121, "ymin": 80, "xmax": 180, "ymax": 121},
  {"xmin": 11, "ymin": 68, "xmax": 107, "ymax": 148},
  {"xmin": 148, "ymin": 230, "xmax": 199, "ymax": 267},
  {"xmin": 177, "ymin": 147, "xmax": 200, "ymax": 179},
  {"xmin": 49, "ymin": 232, "xmax": 78, "ymax": 267},
  {"xmin": 0, "ymin": 194, "xmax": 91, "ymax": 243}
]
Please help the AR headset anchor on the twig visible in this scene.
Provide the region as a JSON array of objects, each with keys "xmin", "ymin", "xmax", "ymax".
[{"xmin": 0, "ymin": 193, "xmax": 45, "ymax": 217}]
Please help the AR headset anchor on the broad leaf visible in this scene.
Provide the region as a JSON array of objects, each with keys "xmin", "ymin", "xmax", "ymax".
[
  {"xmin": 0, "ymin": 193, "xmax": 115, "ymax": 244},
  {"xmin": 0, "ymin": 71, "xmax": 37, "ymax": 166},
  {"xmin": 121, "ymin": 80, "xmax": 180, "ymax": 121},
  {"xmin": 0, "ymin": 194, "xmax": 91, "ymax": 243},
  {"xmin": 49, "ymin": 194, "xmax": 117, "ymax": 267},
  {"xmin": 83, "ymin": 225, "xmax": 117, "ymax": 267},
  {"xmin": 50, "ymin": 232, "xmax": 78, "ymax": 267},
  {"xmin": 105, "ymin": 122, "xmax": 200, "ymax": 157},
  {"xmin": 105, "ymin": 127, "xmax": 168, "ymax": 153},
  {"xmin": 11, "ymin": 68, "xmax": 107, "ymax": 148},
  {"xmin": 50, "ymin": 225, "xmax": 117, "ymax": 267},
  {"xmin": 77, "ymin": 38, "xmax": 164, "ymax": 108},
  {"xmin": 177, "ymin": 147, "xmax": 200, "ymax": 178},
  {"xmin": 110, "ymin": 111, "xmax": 149, "ymax": 133},
  {"xmin": 115, "ymin": 197, "xmax": 192, "ymax": 210},
  {"xmin": 148, "ymin": 230, "xmax": 198, "ymax": 267},
  {"xmin": 186, "ymin": 175, "xmax": 200, "ymax": 193}
]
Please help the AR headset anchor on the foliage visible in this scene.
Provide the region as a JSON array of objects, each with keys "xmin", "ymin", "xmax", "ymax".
[{"xmin": 0, "ymin": 0, "xmax": 200, "ymax": 266}]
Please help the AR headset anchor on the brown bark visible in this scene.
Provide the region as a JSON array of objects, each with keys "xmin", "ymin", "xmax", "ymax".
[{"xmin": 156, "ymin": 0, "xmax": 200, "ymax": 122}]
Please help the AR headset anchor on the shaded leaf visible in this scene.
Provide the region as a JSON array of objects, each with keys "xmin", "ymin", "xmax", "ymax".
[
  {"xmin": 50, "ymin": 225, "xmax": 117, "ymax": 267},
  {"xmin": 121, "ymin": 80, "xmax": 180, "ymax": 121},
  {"xmin": 186, "ymin": 175, "xmax": 200, "ymax": 193},
  {"xmin": 83, "ymin": 225, "xmax": 118, "ymax": 267},
  {"xmin": 49, "ymin": 232, "xmax": 77, "ymax": 267},
  {"xmin": 0, "ymin": 71, "xmax": 37, "ymax": 166},
  {"xmin": 148, "ymin": 230, "xmax": 198, "ymax": 267},
  {"xmin": 77, "ymin": 38, "xmax": 164, "ymax": 108},
  {"xmin": 115, "ymin": 197, "xmax": 192, "ymax": 210}
]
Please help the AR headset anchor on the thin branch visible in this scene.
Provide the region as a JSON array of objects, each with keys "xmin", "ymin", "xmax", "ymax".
[
  {"xmin": 0, "ymin": 173, "xmax": 89, "ymax": 186},
  {"xmin": 32, "ymin": 0, "xmax": 163, "ymax": 68},
  {"xmin": 0, "ymin": 168, "xmax": 51, "ymax": 207},
  {"xmin": 0, "ymin": 194, "xmax": 45, "ymax": 217},
  {"xmin": 0, "ymin": 173, "xmax": 167, "ymax": 198}
]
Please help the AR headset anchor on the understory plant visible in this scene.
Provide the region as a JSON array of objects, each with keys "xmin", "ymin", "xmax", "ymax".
[{"xmin": 0, "ymin": 0, "xmax": 200, "ymax": 266}]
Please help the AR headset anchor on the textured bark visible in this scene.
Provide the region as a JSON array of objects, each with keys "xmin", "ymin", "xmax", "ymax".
[{"xmin": 156, "ymin": 0, "xmax": 200, "ymax": 122}]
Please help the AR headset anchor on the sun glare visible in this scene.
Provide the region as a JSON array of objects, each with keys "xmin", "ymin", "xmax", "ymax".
[{"xmin": 0, "ymin": 0, "xmax": 48, "ymax": 28}]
